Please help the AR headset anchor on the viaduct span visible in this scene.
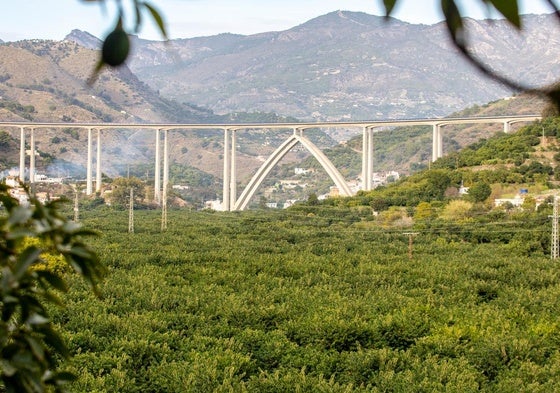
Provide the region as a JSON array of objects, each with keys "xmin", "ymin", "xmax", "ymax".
[{"xmin": 0, "ymin": 115, "xmax": 541, "ymax": 211}]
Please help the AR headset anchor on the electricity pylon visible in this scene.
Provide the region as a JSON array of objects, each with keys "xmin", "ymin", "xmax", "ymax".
[{"xmin": 128, "ymin": 188, "xmax": 134, "ymax": 234}]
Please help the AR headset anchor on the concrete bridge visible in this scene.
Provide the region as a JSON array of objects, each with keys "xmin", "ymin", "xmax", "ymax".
[{"xmin": 0, "ymin": 114, "xmax": 541, "ymax": 210}]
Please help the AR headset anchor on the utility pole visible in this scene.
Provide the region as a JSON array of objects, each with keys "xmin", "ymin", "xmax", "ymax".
[
  {"xmin": 550, "ymin": 195, "xmax": 559, "ymax": 259},
  {"xmin": 128, "ymin": 188, "xmax": 134, "ymax": 234},
  {"xmin": 403, "ymin": 232, "xmax": 419, "ymax": 260},
  {"xmin": 73, "ymin": 191, "xmax": 79, "ymax": 222},
  {"xmin": 161, "ymin": 185, "xmax": 167, "ymax": 232}
]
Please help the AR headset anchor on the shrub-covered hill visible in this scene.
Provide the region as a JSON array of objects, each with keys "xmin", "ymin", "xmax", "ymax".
[{"xmin": 340, "ymin": 116, "xmax": 560, "ymax": 209}]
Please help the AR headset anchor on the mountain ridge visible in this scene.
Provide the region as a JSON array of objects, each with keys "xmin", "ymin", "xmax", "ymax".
[{"xmin": 116, "ymin": 11, "xmax": 559, "ymax": 121}]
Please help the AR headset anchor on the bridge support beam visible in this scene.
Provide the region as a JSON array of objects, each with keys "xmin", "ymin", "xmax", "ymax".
[
  {"xmin": 361, "ymin": 127, "xmax": 367, "ymax": 191},
  {"xmin": 503, "ymin": 121, "xmax": 511, "ymax": 133},
  {"xmin": 361, "ymin": 127, "xmax": 375, "ymax": 191},
  {"xmin": 86, "ymin": 128, "xmax": 93, "ymax": 195},
  {"xmin": 222, "ymin": 128, "xmax": 237, "ymax": 211},
  {"xmin": 154, "ymin": 129, "xmax": 161, "ymax": 204},
  {"xmin": 29, "ymin": 128, "xmax": 35, "ymax": 185},
  {"xmin": 223, "ymin": 128, "xmax": 231, "ymax": 211},
  {"xmin": 367, "ymin": 128, "xmax": 374, "ymax": 190},
  {"xmin": 163, "ymin": 129, "xmax": 169, "ymax": 206},
  {"xmin": 96, "ymin": 129, "xmax": 102, "ymax": 193},
  {"xmin": 230, "ymin": 130, "xmax": 237, "ymax": 209},
  {"xmin": 19, "ymin": 127, "xmax": 25, "ymax": 182},
  {"xmin": 432, "ymin": 124, "xmax": 443, "ymax": 162}
]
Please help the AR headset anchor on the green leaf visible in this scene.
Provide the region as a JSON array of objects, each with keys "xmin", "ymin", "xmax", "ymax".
[
  {"xmin": 25, "ymin": 336, "xmax": 45, "ymax": 362},
  {"xmin": 382, "ymin": 0, "xmax": 398, "ymax": 16},
  {"xmin": 14, "ymin": 246, "xmax": 41, "ymax": 280},
  {"xmin": 52, "ymin": 371, "xmax": 77, "ymax": 384},
  {"xmin": 485, "ymin": 0, "xmax": 521, "ymax": 28},
  {"xmin": 143, "ymin": 2, "xmax": 168, "ymax": 39},
  {"xmin": 7, "ymin": 206, "xmax": 32, "ymax": 226},
  {"xmin": 27, "ymin": 313, "xmax": 50, "ymax": 326},
  {"xmin": 440, "ymin": 0, "xmax": 465, "ymax": 46},
  {"xmin": 39, "ymin": 325, "xmax": 69, "ymax": 358},
  {"xmin": 0, "ymin": 359, "xmax": 17, "ymax": 377},
  {"xmin": 36, "ymin": 271, "xmax": 68, "ymax": 293},
  {"xmin": 134, "ymin": 0, "xmax": 143, "ymax": 33}
]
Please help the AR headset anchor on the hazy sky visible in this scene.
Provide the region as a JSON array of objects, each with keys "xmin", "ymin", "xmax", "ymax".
[{"xmin": 0, "ymin": 0, "xmax": 557, "ymax": 42}]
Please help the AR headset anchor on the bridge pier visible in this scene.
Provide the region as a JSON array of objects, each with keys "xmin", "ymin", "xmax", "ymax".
[
  {"xmin": 367, "ymin": 128, "xmax": 374, "ymax": 190},
  {"xmin": 29, "ymin": 128, "xmax": 35, "ymax": 185},
  {"xmin": 163, "ymin": 129, "xmax": 169, "ymax": 206},
  {"xmin": 503, "ymin": 121, "xmax": 511, "ymax": 133},
  {"xmin": 86, "ymin": 128, "xmax": 93, "ymax": 195},
  {"xmin": 154, "ymin": 129, "xmax": 161, "ymax": 204},
  {"xmin": 361, "ymin": 127, "xmax": 375, "ymax": 191},
  {"xmin": 432, "ymin": 124, "xmax": 443, "ymax": 162},
  {"xmin": 223, "ymin": 128, "xmax": 231, "ymax": 211},
  {"xmin": 96, "ymin": 129, "xmax": 102, "ymax": 193},
  {"xmin": 222, "ymin": 128, "xmax": 238, "ymax": 211},
  {"xmin": 19, "ymin": 127, "xmax": 25, "ymax": 182},
  {"xmin": 230, "ymin": 130, "xmax": 237, "ymax": 209},
  {"xmin": 361, "ymin": 127, "xmax": 367, "ymax": 191}
]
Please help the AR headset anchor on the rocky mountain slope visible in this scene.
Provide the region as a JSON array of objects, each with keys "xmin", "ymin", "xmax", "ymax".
[
  {"xmin": 122, "ymin": 11, "xmax": 560, "ymax": 121},
  {"xmin": 0, "ymin": 39, "xmax": 217, "ymax": 124}
]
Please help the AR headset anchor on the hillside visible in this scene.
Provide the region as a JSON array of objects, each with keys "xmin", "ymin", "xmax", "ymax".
[
  {"xmin": 269, "ymin": 94, "xmax": 546, "ymax": 198},
  {"xmin": 125, "ymin": 11, "xmax": 560, "ymax": 121},
  {"xmin": 0, "ymin": 38, "xmax": 336, "ymax": 190}
]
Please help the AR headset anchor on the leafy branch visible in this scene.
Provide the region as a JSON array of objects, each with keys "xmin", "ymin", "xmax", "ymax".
[
  {"xmin": 382, "ymin": 0, "xmax": 560, "ymax": 111},
  {"xmin": 85, "ymin": 0, "xmax": 168, "ymax": 83},
  {"xmin": 0, "ymin": 185, "xmax": 106, "ymax": 392}
]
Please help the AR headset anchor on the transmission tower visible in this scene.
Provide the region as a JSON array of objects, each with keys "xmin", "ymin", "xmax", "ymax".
[
  {"xmin": 128, "ymin": 188, "xmax": 134, "ymax": 234},
  {"xmin": 551, "ymin": 195, "xmax": 559, "ymax": 259}
]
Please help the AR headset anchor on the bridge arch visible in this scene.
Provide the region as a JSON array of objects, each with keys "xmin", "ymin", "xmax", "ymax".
[{"xmin": 234, "ymin": 131, "xmax": 352, "ymax": 211}]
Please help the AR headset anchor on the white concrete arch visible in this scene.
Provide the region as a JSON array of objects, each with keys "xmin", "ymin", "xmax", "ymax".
[
  {"xmin": 234, "ymin": 134, "xmax": 299, "ymax": 211},
  {"xmin": 234, "ymin": 132, "xmax": 352, "ymax": 211},
  {"xmin": 293, "ymin": 133, "xmax": 352, "ymax": 196}
]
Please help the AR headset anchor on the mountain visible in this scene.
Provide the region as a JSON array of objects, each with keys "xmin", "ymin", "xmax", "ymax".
[
  {"xmin": 126, "ymin": 11, "xmax": 559, "ymax": 121},
  {"xmin": 64, "ymin": 30, "xmax": 100, "ymax": 50},
  {"xmin": 0, "ymin": 38, "xmax": 219, "ymax": 124}
]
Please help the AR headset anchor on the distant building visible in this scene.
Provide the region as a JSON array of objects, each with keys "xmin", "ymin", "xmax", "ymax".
[
  {"xmin": 283, "ymin": 199, "xmax": 298, "ymax": 209},
  {"xmin": 495, "ymin": 195, "xmax": 524, "ymax": 208},
  {"xmin": 295, "ymin": 168, "xmax": 315, "ymax": 175}
]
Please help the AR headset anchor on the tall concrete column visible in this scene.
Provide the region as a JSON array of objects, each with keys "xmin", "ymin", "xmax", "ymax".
[
  {"xmin": 29, "ymin": 128, "xmax": 35, "ymax": 185},
  {"xmin": 86, "ymin": 128, "xmax": 93, "ymax": 195},
  {"xmin": 437, "ymin": 125, "xmax": 443, "ymax": 159},
  {"xmin": 19, "ymin": 127, "xmax": 25, "ymax": 182},
  {"xmin": 223, "ymin": 128, "xmax": 231, "ymax": 211},
  {"xmin": 503, "ymin": 121, "xmax": 511, "ymax": 133},
  {"xmin": 96, "ymin": 129, "xmax": 102, "ymax": 193},
  {"xmin": 163, "ymin": 129, "xmax": 169, "ymax": 205},
  {"xmin": 432, "ymin": 124, "xmax": 441, "ymax": 162},
  {"xmin": 154, "ymin": 129, "xmax": 161, "ymax": 204},
  {"xmin": 361, "ymin": 127, "xmax": 368, "ymax": 191},
  {"xmin": 367, "ymin": 128, "xmax": 374, "ymax": 190},
  {"xmin": 230, "ymin": 130, "xmax": 237, "ymax": 209}
]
